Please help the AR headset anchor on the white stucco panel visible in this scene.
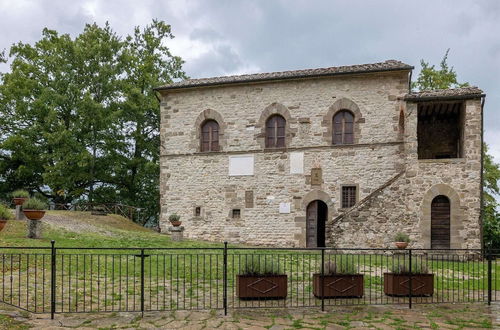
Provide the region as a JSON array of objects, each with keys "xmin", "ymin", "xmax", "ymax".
[
  {"xmin": 290, "ymin": 152, "xmax": 304, "ymax": 174},
  {"xmin": 229, "ymin": 154, "xmax": 254, "ymax": 176}
]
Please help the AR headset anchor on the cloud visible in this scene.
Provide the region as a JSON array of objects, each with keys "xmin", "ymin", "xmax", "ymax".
[{"xmin": 1, "ymin": 0, "xmax": 499, "ymax": 162}]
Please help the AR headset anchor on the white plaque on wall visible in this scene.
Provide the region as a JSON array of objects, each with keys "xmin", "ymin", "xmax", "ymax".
[
  {"xmin": 290, "ymin": 152, "xmax": 304, "ymax": 174},
  {"xmin": 229, "ymin": 155, "xmax": 254, "ymax": 176},
  {"xmin": 279, "ymin": 202, "xmax": 291, "ymax": 213}
]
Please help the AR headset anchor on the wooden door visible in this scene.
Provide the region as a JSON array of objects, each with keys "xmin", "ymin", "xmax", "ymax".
[
  {"xmin": 306, "ymin": 201, "xmax": 318, "ymax": 248},
  {"xmin": 431, "ymin": 195, "xmax": 451, "ymax": 249}
]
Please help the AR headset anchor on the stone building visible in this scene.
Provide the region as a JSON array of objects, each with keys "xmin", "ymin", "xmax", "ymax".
[{"xmin": 155, "ymin": 60, "xmax": 485, "ymax": 249}]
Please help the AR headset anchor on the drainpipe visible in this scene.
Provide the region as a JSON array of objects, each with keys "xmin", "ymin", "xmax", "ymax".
[
  {"xmin": 480, "ymin": 96, "xmax": 486, "ymax": 252},
  {"xmin": 408, "ymin": 70, "xmax": 413, "ymax": 92}
]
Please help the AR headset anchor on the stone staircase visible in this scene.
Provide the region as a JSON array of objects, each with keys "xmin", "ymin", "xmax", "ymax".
[{"xmin": 332, "ymin": 170, "xmax": 406, "ymax": 223}]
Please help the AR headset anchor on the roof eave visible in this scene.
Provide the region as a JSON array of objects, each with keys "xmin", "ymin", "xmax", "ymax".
[
  {"xmin": 154, "ymin": 66, "xmax": 414, "ymax": 92},
  {"xmin": 405, "ymin": 93, "xmax": 486, "ymax": 103}
]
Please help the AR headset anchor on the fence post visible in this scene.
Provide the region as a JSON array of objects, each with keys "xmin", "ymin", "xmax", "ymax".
[
  {"xmin": 487, "ymin": 248, "xmax": 492, "ymax": 306},
  {"xmin": 223, "ymin": 242, "xmax": 228, "ymax": 316},
  {"xmin": 140, "ymin": 248, "xmax": 145, "ymax": 317},
  {"xmin": 50, "ymin": 240, "xmax": 56, "ymax": 319},
  {"xmin": 408, "ymin": 248, "xmax": 412, "ymax": 309},
  {"xmin": 320, "ymin": 248, "xmax": 325, "ymax": 312}
]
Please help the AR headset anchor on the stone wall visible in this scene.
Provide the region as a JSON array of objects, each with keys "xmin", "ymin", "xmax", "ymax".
[{"xmin": 158, "ymin": 71, "xmax": 482, "ymax": 249}]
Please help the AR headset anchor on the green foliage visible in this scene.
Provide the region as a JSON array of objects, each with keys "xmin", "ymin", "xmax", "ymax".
[
  {"xmin": 11, "ymin": 190, "xmax": 29, "ymax": 198},
  {"xmin": 0, "ymin": 205, "xmax": 13, "ymax": 220},
  {"xmin": 483, "ymin": 144, "xmax": 500, "ymax": 250},
  {"xmin": 239, "ymin": 258, "xmax": 284, "ymax": 276},
  {"xmin": 391, "ymin": 260, "xmax": 429, "ymax": 275},
  {"xmin": 168, "ymin": 213, "xmax": 180, "ymax": 222},
  {"xmin": 0, "ymin": 20, "xmax": 186, "ymax": 225},
  {"xmin": 394, "ymin": 232, "xmax": 410, "ymax": 243},
  {"xmin": 323, "ymin": 261, "xmax": 358, "ymax": 275},
  {"xmin": 22, "ymin": 198, "xmax": 47, "ymax": 210},
  {"xmin": 412, "ymin": 49, "xmax": 469, "ymax": 91}
]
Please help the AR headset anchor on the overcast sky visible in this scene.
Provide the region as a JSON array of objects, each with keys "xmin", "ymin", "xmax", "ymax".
[{"xmin": 1, "ymin": 0, "xmax": 499, "ymax": 161}]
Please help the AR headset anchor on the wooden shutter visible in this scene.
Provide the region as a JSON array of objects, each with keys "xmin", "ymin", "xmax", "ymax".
[
  {"xmin": 201, "ymin": 120, "xmax": 219, "ymax": 152},
  {"xmin": 431, "ymin": 195, "xmax": 451, "ymax": 249},
  {"xmin": 306, "ymin": 201, "xmax": 318, "ymax": 248},
  {"xmin": 342, "ymin": 186, "xmax": 356, "ymax": 208},
  {"xmin": 265, "ymin": 115, "xmax": 286, "ymax": 148},
  {"xmin": 333, "ymin": 111, "xmax": 354, "ymax": 145}
]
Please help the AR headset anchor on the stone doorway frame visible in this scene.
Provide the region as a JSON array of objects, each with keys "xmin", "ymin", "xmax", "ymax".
[
  {"xmin": 420, "ymin": 184, "xmax": 462, "ymax": 249},
  {"xmin": 300, "ymin": 190, "xmax": 334, "ymax": 247}
]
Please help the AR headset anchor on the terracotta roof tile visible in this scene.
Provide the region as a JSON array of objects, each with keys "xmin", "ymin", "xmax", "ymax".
[
  {"xmin": 405, "ymin": 87, "xmax": 485, "ymax": 101},
  {"xmin": 155, "ymin": 60, "xmax": 413, "ymax": 91}
]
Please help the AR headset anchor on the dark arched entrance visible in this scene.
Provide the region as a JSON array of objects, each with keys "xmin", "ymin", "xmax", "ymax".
[
  {"xmin": 431, "ymin": 195, "xmax": 451, "ymax": 249},
  {"xmin": 306, "ymin": 200, "xmax": 328, "ymax": 247}
]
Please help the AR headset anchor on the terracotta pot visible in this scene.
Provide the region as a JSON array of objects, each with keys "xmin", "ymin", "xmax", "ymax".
[
  {"xmin": 23, "ymin": 210, "xmax": 46, "ymax": 221},
  {"xmin": 0, "ymin": 220, "xmax": 7, "ymax": 232},
  {"xmin": 13, "ymin": 197, "xmax": 28, "ymax": 206},
  {"xmin": 313, "ymin": 274, "xmax": 364, "ymax": 298},
  {"xmin": 170, "ymin": 220, "xmax": 182, "ymax": 227},
  {"xmin": 384, "ymin": 273, "xmax": 434, "ymax": 296},
  {"xmin": 236, "ymin": 275, "xmax": 287, "ymax": 300},
  {"xmin": 395, "ymin": 242, "xmax": 408, "ymax": 249}
]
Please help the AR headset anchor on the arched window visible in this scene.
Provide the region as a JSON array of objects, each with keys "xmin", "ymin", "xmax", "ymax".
[
  {"xmin": 333, "ymin": 110, "xmax": 354, "ymax": 145},
  {"xmin": 265, "ymin": 115, "xmax": 286, "ymax": 148},
  {"xmin": 200, "ymin": 120, "xmax": 219, "ymax": 152}
]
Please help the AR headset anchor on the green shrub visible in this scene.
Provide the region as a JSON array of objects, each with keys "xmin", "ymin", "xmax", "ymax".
[
  {"xmin": 323, "ymin": 261, "xmax": 358, "ymax": 275},
  {"xmin": 11, "ymin": 190, "xmax": 29, "ymax": 198},
  {"xmin": 168, "ymin": 213, "xmax": 180, "ymax": 222},
  {"xmin": 391, "ymin": 260, "xmax": 429, "ymax": 274},
  {"xmin": 239, "ymin": 258, "xmax": 283, "ymax": 276},
  {"xmin": 394, "ymin": 232, "xmax": 410, "ymax": 243},
  {"xmin": 22, "ymin": 198, "xmax": 47, "ymax": 210},
  {"xmin": 0, "ymin": 205, "xmax": 13, "ymax": 220}
]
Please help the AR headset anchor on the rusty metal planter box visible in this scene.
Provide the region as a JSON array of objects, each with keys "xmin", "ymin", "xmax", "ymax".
[
  {"xmin": 236, "ymin": 275, "xmax": 288, "ymax": 300},
  {"xmin": 313, "ymin": 274, "xmax": 364, "ymax": 298},
  {"xmin": 383, "ymin": 273, "xmax": 434, "ymax": 296}
]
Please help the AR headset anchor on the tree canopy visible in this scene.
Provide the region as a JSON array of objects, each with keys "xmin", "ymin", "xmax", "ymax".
[
  {"xmin": 413, "ymin": 50, "xmax": 499, "ymax": 249},
  {"xmin": 0, "ymin": 20, "xmax": 186, "ymax": 224}
]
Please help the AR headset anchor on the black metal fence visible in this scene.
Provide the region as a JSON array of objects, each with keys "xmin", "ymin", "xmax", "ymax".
[{"xmin": 0, "ymin": 243, "xmax": 498, "ymax": 318}]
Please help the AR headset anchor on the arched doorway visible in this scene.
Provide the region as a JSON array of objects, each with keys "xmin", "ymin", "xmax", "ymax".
[
  {"xmin": 306, "ymin": 200, "xmax": 328, "ymax": 247},
  {"xmin": 431, "ymin": 195, "xmax": 451, "ymax": 249}
]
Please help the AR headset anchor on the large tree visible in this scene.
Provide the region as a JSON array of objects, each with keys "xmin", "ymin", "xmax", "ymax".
[
  {"xmin": 413, "ymin": 50, "xmax": 500, "ymax": 250},
  {"xmin": 0, "ymin": 21, "xmax": 185, "ymax": 224}
]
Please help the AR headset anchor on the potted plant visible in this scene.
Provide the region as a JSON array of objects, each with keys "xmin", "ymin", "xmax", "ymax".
[
  {"xmin": 394, "ymin": 232, "xmax": 410, "ymax": 249},
  {"xmin": 236, "ymin": 258, "xmax": 287, "ymax": 300},
  {"xmin": 0, "ymin": 205, "xmax": 13, "ymax": 232},
  {"xmin": 22, "ymin": 198, "xmax": 47, "ymax": 220},
  {"xmin": 169, "ymin": 213, "xmax": 182, "ymax": 227},
  {"xmin": 313, "ymin": 260, "xmax": 364, "ymax": 298},
  {"xmin": 384, "ymin": 260, "xmax": 434, "ymax": 296},
  {"xmin": 11, "ymin": 190, "xmax": 29, "ymax": 206}
]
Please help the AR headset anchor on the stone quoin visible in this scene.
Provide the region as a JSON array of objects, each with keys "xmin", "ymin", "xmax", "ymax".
[{"xmin": 155, "ymin": 60, "xmax": 485, "ymax": 249}]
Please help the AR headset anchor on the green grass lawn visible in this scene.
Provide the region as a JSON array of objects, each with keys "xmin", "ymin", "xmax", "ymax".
[
  {"xmin": 0, "ymin": 211, "xmax": 498, "ymax": 313},
  {"xmin": 0, "ymin": 211, "xmax": 223, "ymax": 250}
]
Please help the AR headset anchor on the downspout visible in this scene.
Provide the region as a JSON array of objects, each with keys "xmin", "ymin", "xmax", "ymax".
[
  {"xmin": 480, "ymin": 96, "xmax": 486, "ymax": 252},
  {"xmin": 408, "ymin": 70, "xmax": 413, "ymax": 92}
]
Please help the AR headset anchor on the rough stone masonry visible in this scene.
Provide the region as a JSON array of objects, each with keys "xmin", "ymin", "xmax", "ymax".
[{"xmin": 155, "ymin": 60, "xmax": 485, "ymax": 249}]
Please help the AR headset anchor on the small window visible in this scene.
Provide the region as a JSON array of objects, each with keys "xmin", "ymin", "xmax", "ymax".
[
  {"xmin": 341, "ymin": 186, "xmax": 357, "ymax": 208},
  {"xmin": 232, "ymin": 209, "xmax": 241, "ymax": 218},
  {"xmin": 194, "ymin": 207, "xmax": 201, "ymax": 217},
  {"xmin": 333, "ymin": 110, "xmax": 354, "ymax": 145},
  {"xmin": 201, "ymin": 120, "xmax": 219, "ymax": 152},
  {"xmin": 265, "ymin": 115, "xmax": 286, "ymax": 148}
]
